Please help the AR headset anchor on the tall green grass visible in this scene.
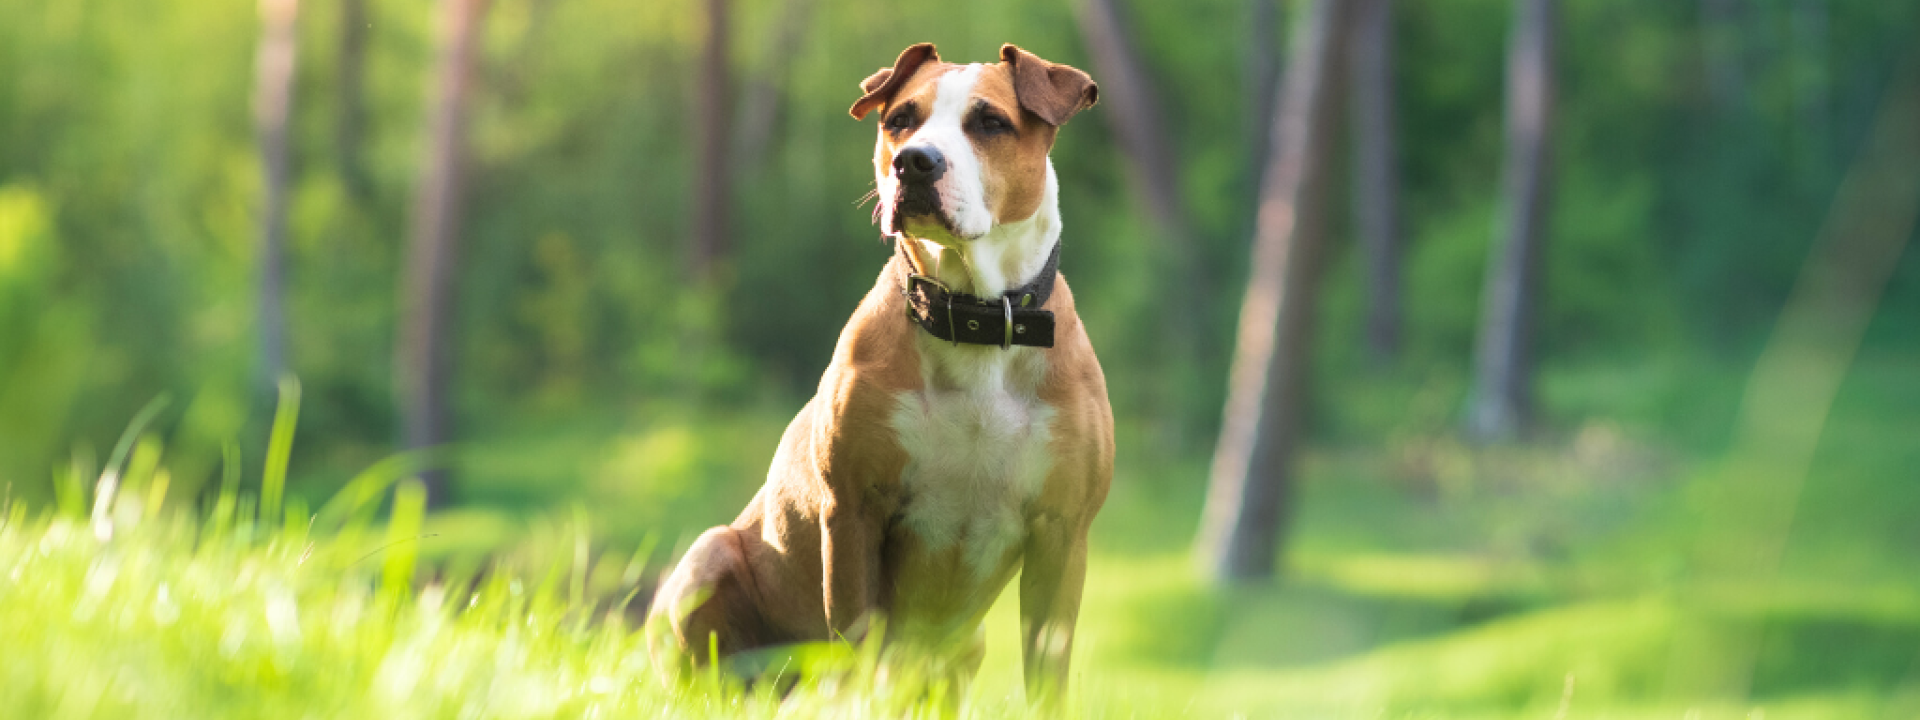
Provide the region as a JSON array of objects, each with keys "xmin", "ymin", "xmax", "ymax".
[
  {"xmin": 0, "ymin": 382, "xmax": 1075, "ymax": 719},
  {"xmin": 8, "ymin": 364, "xmax": 1920, "ymax": 718}
]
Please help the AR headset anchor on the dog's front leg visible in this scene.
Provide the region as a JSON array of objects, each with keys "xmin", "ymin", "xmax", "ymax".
[
  {"xmin": 820, "ymin": 494, "xmax": 882, "ymax": 641},
  {"xmin": 1019, "ymin": 512, "xmax": 1090, "ymax": 711}
]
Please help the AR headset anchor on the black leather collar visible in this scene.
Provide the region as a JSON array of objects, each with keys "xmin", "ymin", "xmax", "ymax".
[{"xmin": 898, "ymin": 238, "xmax": 1060, "ymax": 348}]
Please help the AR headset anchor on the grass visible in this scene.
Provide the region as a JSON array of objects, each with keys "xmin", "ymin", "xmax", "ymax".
[
  {"xmin": 0, "ymin": 387, "xmax": 1025, "ymax": 718},
  {"xmin": 5, "ymin": 348, "xmax": 1920, "ymax": 718}
]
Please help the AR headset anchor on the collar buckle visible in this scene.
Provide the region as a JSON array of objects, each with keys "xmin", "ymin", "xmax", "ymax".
[
  {"xmin": 905, "ymin": 273, "xmax": 950, "ymax": 294},
  {"xmin": 903, "ymin": 273, "xmax": 950, "ymax": 323},
  {"xmin": 1001, "ymin": 296, "xmax": 1013, "ymax": 349}
]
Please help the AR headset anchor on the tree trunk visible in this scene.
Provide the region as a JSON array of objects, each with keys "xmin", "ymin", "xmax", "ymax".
[
  {"xmin": 691, "ymin": 0, "xmax": 732, "ymax": 283},
  {"xmin": 255, "ymin": 0, "xmax": 299, "ymax": 395},
  {"xmin": 1467, "ymin": 0, "xmax": 1555, "ymax": 442},
  {"xmin": 731, "ymin": 0, "xmax": 810, "ymax": 174},
  {"xmin": 1073, "ymin": 0, "xmax": 1205, "ymax": 442},
  {"xmin": 337, "ymin": 0, "xmax": 372, "ymax": 199},
  {"xmin": 1196, "ymin": 0, "xmax": 1352, "ymax": 582},
  {"xmin": 1073, "ymin": 0, "xmax": 1199, "ymax": 274},
  {"xmin": 397, "ymin": 0, "xmax": 487, "ymax": 505},
  {"xmin": 254, "ymin": 0, "xmax": 299, "ymax": 392},
  {"xmin": 1246, "ymin": 0, "xmax": 1282, "ymax": 202},
  {"xmin": 1349, "ymin": 0, "xmax": 1402, "ymax": 363}
]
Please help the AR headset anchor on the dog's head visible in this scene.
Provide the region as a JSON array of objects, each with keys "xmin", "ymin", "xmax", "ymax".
[{"xmin": 852, "ymin": 44, "xmax": 1097, "ymax": 246}]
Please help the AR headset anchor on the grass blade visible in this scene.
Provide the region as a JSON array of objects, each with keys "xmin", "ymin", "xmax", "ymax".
[
  {"xmin": 310, "ymin": 449, "xmax": 440, "ymax": 534},
  {"xmin": 382, "ymin": 478, "xmax": 427, "ymax": 596},
  {"xmin": 210, "ymin": 441, "xmax": 241, "ymax": 538},
  {"xmin": 91, "ymin": 396, "xmax": 169, "ymax": 540},
  {"xmin": 99, "ymin": 396, "xmax": 170, "ymax": 492},
  {"xmin": 261, "ymin": 375, "xmax": 301, "ymax": 527}
]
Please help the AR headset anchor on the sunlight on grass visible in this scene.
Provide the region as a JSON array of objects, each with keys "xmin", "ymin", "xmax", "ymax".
[
  {"xmin": 5, "ymin": 372, "xmax": 1920, "ymax": 718},
  {"xmin": 5, "ymin": 458, "xmax": 1918, "ymax": 718}
]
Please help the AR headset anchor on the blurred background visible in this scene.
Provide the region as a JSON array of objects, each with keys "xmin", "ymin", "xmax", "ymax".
[{"xmin": 1, "ymin": 0, "xmax": 1916, "ymax": 715}]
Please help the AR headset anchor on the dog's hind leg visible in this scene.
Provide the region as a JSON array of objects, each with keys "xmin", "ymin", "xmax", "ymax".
[{"xmin": 646, "ymin": 526, "xmax": 769, "ymax": 680}]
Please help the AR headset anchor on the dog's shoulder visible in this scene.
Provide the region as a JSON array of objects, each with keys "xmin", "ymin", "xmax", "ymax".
[{"xmin": 1031, "ymin": 275, "xmax": 1115, "ymax": 523}]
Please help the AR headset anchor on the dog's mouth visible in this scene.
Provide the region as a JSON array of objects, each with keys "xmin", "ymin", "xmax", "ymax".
[{"xmin": 889, "ymin": 186, "xmax": 961, "ymax": 240}]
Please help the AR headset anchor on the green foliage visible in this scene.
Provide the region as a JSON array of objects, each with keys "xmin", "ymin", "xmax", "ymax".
[{"xmin": 0, "ymin": 0, "xmax": 1915, "ymax": 488}]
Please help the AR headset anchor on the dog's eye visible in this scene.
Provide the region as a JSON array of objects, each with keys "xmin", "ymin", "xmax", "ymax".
[
  {"xmin": 978, "ymin": 113, "xmax": 1012, "ymax": 134},
  {"xmin": 886, "ymin": 111, "xmax": 915, "ymax": 132}
]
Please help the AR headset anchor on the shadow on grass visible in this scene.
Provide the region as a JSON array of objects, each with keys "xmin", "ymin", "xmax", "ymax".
[{"xmin": 1095, "ymin": 563, "xmax": 1920, "ymax": 713}]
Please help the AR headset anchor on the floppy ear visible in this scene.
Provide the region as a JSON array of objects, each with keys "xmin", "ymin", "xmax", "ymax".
[
  {"xmin": 999, "ymin": 44, "xmax": 1098, "ymax": 126},
  {"xmin": 850, "ymin": 43, "xmax": 941, "ymax": 120}
]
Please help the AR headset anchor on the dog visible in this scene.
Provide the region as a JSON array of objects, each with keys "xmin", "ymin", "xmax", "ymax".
[{"xmin": 647, "ymin": 42, "xmax": 1112, "ymax": 708}]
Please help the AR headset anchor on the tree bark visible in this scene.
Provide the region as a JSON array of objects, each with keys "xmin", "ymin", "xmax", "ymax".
[
  {"xmin": 1073, "ymin": 0, "xmax": 1206, "ymax": 441},
  {"xmin": 1196, "ymin": 0, "xmax": 1352, "ymax": 582},
  {"xmin": 1349, "ymin": 0, "xmax": 1402, "ymax": 363},
  {"xmin": 254, "ymin": 0, "xmax": 299, "ymax": 392},
  {"xmin": 1246, "ymin": 0, "xmax": 1282, "ymax": 202},
  {"xmin": 731, "ymin": 0, "xmax": 810, "ymax": 175},
  {"xmin": 336, "ymin": 0, "xmax": 372, "ymax": 199},
  {"xmin": 397, "ymin": 0, "xmax": 487, "ymax": 505},
  {"xmin": 691, "ymin": 0, "xmax": 732, "ymax": 283},
  {"xmin": 1467, "ymin": 0, "xmax": 1555, "ymax": 441},
  {"xmin": 1073, "ymin": 0, "xmax": 1199, "ymax": 274}
]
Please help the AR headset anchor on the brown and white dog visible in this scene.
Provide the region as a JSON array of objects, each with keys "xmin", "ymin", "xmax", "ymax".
[{"xmin": 647, "ymin": 43, "xmax": 1112, "ymax": 706}]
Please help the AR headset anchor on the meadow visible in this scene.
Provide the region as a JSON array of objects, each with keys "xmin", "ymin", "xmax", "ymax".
[{"xmin": 7, "ymin": 340, "xmax": 1917, "ymax": 718}]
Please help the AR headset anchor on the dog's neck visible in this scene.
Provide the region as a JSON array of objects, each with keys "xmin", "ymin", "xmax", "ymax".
[{"xmin": 899, "ymin": 160, "xmax": 1061, "ymax": 300}]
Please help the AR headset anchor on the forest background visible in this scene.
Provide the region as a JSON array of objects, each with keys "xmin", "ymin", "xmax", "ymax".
[{"xmin": 1, "ymin": 0, "xmax": 1918, "ymax": 716}]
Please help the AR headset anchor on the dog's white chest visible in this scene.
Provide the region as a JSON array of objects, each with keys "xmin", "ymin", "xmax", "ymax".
[{"xmin": 889, "ymin": 347, "xmax": 1054, "ymax": 575}]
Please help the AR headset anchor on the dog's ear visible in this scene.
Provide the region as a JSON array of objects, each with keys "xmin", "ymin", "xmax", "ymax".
[
  {"xmin": 850, "ymin": 43, "xmax": 941, "ymax": 120},
  {"xmin": 998, "ymin": 44, "xmax": 1098, "ymax": 126}
]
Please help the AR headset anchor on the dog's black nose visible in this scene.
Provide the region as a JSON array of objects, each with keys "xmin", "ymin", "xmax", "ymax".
[{"xmin": 894, "ymin": 146, "xmax": 946, "ymax": 185}]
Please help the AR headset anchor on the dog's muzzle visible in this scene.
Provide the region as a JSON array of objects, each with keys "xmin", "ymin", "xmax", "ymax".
[{"xmin": 890, "ymin": 146, "xmax": 947, "ymax": 232}]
